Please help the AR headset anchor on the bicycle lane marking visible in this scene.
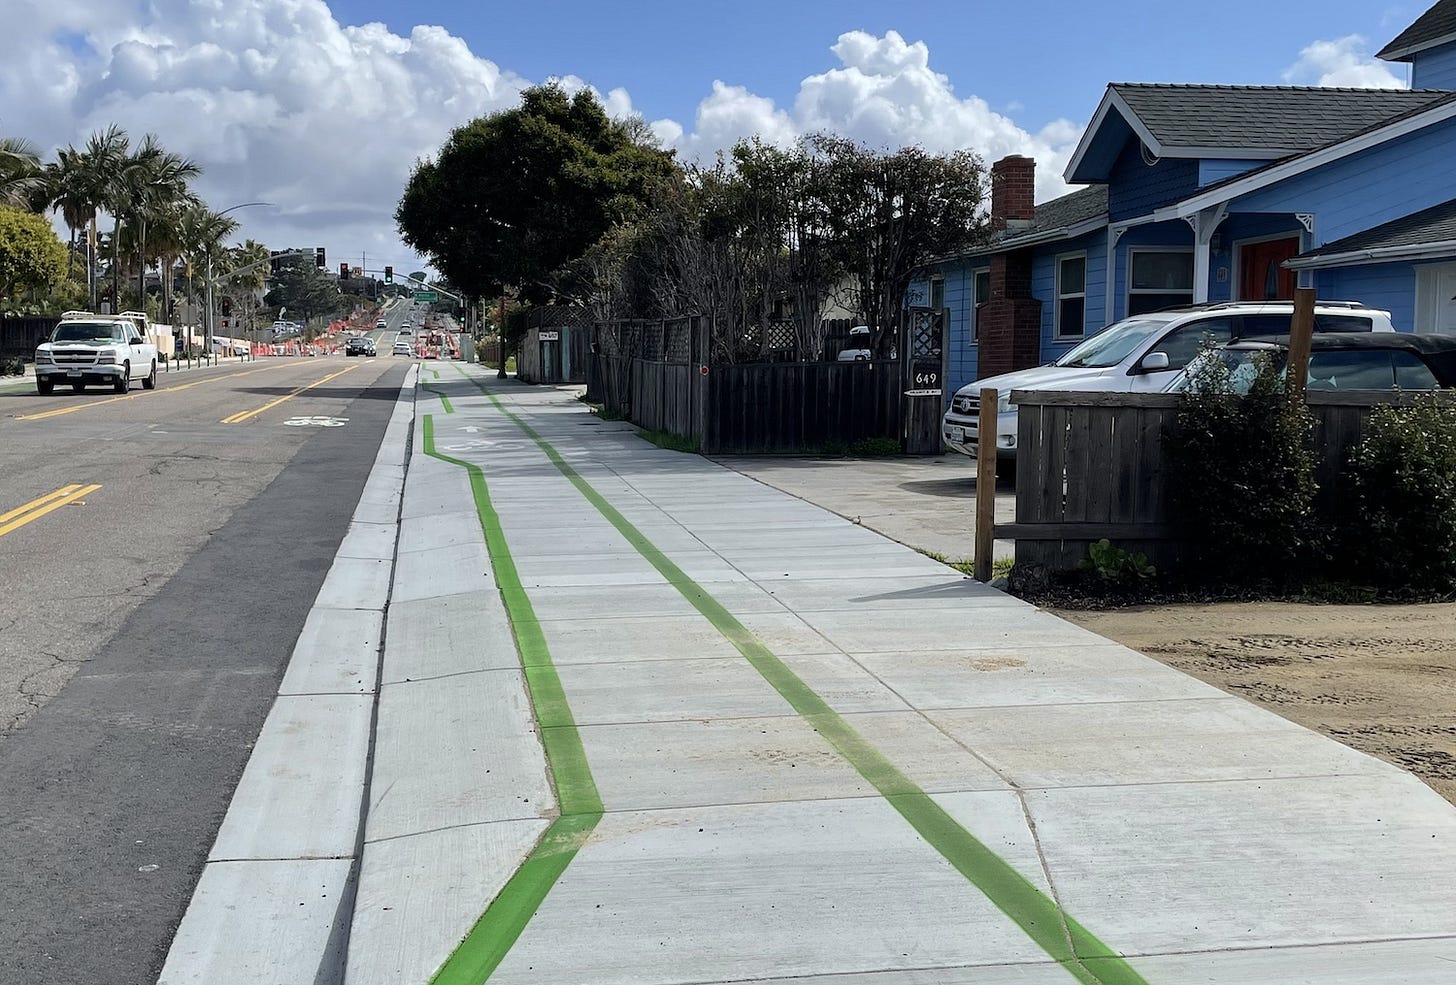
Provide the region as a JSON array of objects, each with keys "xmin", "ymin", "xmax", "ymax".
[
  {"xmin": 419, "ymin": 414, "xmax": 603, "ymax": 985},
  {"xmin": 449, "ymin": 364, "xmax": 1152, "ymax": 985}
]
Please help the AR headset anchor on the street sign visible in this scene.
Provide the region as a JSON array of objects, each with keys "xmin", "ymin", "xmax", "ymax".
[
  {"xmin": 414, "ymin": 290, "xmax": 438, "ymax": 302},
  {"xmin": 904, "ymin": 388, "xmax": 943, "ymax": 397}
]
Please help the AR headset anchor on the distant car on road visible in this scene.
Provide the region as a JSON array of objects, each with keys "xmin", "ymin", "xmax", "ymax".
[
  {"xmin": 393, "ymin": 340, "xmax": 414, "ymax": 356},
  {"xmin": 345, "ymin": 337, "xmax": 372, "ymax": 357}
]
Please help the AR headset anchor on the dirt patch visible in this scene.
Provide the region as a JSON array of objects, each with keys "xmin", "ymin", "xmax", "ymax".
[{"xmin": 1054, "ymin": 601, "xmax": 1456, "ymax": 806}]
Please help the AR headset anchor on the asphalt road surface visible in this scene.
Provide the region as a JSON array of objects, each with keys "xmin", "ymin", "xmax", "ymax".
[{"xmin": 0, "ymin": 353, "xmax": 408, "ymax": 985}]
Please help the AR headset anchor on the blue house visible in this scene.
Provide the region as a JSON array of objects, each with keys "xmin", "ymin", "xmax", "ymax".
[{"xmin": 927, "ymin": 0, "xmax": 1456, "ymax": 395}]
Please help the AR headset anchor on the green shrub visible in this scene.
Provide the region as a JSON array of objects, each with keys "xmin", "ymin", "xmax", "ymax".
[
  {"xmin": 1078, "ymin": 539, "xmax": 1156, "ymax": 584},
  {"xmin": 1346, "ymin": 393, "xmax": 1456, "ymax": 594},
  {"xmin": 0, "ymin": 355, "xmax": 23, "ymax": 376},
  {"xmin": 1166, "ymin": 349, "xmax": 1318, "ymax": 584}
]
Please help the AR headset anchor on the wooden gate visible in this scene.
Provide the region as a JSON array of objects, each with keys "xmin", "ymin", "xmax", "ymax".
[{"xmin": 901, "ymin": 307, "xmax": 950, "ymax": 455}]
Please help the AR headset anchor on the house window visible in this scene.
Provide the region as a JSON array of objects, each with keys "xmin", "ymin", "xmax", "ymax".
[
  {"xmin": 1129, "ymin": 250, "xmax": 1194, "ymax": 315},
  {"xmin": 929, "ymin": 276, "xmax": 945, "ymax": 312},
  {"xmin": 1056, "ymin": 254, "xmax": 1086, "ymax": 339},
  {"xmin": 970, "ymin": 268, "xmax": 990, "ymax": 342}
]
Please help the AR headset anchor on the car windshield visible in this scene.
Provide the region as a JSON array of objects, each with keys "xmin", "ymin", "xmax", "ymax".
[
  {"xmin": 52, "ymin": 322, "xmax": 120, "ymax": 343},
  {"xmin": 1053, "ymin": 316, "xmax": 1178, "ymax": 368}
]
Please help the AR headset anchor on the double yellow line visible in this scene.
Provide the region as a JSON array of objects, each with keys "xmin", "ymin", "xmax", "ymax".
[
  {"xmin": 222, "ymin": 365, "xmax": 358, "ymax": 424},
  {"xmin": 0, "ymin": 483, "xmax": 102, "ymax": 538}
]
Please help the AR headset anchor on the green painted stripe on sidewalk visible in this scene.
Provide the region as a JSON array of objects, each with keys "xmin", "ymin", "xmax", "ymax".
[
  {"xmin": 421, "ymin": 380, "xmax": 454, "ymax": 413},
  {"xmin": 421, "ymin": 414, "xmax": 603, "ymax": 985},
  {"xmin": 455, "ymin": 367, "xmax": 1151, "ymax": 985}
]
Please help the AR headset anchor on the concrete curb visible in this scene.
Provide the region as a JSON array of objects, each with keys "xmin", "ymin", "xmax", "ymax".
[{"xmin": 156, "ymin": 364, "xmax": 418, "ymax": 985}]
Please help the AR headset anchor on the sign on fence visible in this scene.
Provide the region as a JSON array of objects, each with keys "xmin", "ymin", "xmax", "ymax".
[
  {"xmin": 907, "ymin": 359, "xmax": 942, "ymax": 396},
  {"xmin": 538, "ymin": 331, "xmax": 559, "ymax": 341}
]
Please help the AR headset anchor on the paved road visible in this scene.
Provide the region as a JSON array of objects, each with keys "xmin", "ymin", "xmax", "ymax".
[{"xmin": 0, "ymin": 354, "xmax": 407, "ymax": 985}]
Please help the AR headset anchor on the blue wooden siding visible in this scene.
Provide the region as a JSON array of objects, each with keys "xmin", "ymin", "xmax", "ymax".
[
  {"xmin": 913, "ymin": 261, "xmax": 981, "ymax": 401},
  {"xmin": 1316, "ymin": 264, "xmax": 1418, "ymax": 331},
  {"xmin": 1108, "ymin": 139, "xmax": 1200, "ymax": 220},
  {"xmin": 1036, "ymin": 231, "xmax": 1107, "ymax": 363},
  {"xmin": 1412, "ymin": 43, "xmax": 1456, "ymax": 90},
  {"xmin": 1198, "ymin": 159, "xmax": 1266, "ymax": 187},
  {"xmin": 1231, "ymin": 117, "xmax": 1456, "ymax": 245}
]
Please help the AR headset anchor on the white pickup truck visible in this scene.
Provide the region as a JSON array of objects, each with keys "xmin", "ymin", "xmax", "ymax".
[{"xmin": 34, "ymin": 310, "xmax": 159, "ymax": 395}]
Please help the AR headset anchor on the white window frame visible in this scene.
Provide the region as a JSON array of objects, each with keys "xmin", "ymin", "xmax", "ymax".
[
  {"xmin": 1127, "ymin": 247, "xmax": 1194, "ymax": 316},
  {"xmin": 969, "ymin": 268, "xmax": 990, "ymax": 343},
  {"xmin": 1055, "ymin": 251, "xmax": 1088, "ymax": 339},
  {"xmin": 928, "ymin": 275, "xmax": 945, "ymax": 313}
]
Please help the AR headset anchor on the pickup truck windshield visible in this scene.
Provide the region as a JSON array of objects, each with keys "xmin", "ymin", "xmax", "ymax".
[
  {"xmin": 52, "ymin": 323, "xmax": 121, "ymax": 343},
  {"xmin": 1053, "ymin": 316, "xmax": 1177, "ymax": 369}
]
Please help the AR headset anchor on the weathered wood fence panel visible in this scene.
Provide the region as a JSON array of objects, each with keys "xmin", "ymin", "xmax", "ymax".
[
  {"xmin": 704, "ymin": 361, "xmax": 903, "ymax": 454},
  {"xmin": 1000, "ymin": 389, "xmax": 1440, "ymax": 573},
  {"xmin": 1, "ymin": 317, "xmax": 59, "ymax": 359}
]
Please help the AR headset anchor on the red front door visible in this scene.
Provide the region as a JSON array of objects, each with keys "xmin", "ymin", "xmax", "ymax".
[{"xmin": 1239, "ymin": 237, "xmax": 1300, "ymax": 301}]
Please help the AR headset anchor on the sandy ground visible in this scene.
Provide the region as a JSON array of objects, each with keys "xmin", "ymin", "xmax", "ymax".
[{"xmin": 1057, "ymin": 602, "xmax": 1456, "ymax": 806}]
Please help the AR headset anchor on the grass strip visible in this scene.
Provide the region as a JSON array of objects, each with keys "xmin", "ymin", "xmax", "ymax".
[
  {"xmin": 421, "ymin": 414, "xmax": 603, "ymax": 985},
  {"xmin": 455, "ymin": 366, "xmax": 1150, "ymax": 985}
]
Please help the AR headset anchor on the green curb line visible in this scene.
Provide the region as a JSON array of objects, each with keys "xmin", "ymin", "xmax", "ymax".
[
  {"xmin": 421, "ymin": 414, "xmax": 603, "ymax": 985},
  {"xmin": 453, "ymin": 366, "xmax": 1151, "ymax": 985},
  {"xmin": 421, "ymin": 380, "xmax": 454, "ymax": 413}
]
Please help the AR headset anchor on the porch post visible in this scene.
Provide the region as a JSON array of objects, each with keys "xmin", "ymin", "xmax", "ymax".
[{"xmin": 1188, "ymin": 205, "xmax": 1228, "ymax": 304}]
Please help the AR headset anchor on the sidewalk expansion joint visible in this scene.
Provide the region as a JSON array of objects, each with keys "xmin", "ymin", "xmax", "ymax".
[{"xmin": 445, "ymin": 367, "xmax": 1153, "ymax": 985}]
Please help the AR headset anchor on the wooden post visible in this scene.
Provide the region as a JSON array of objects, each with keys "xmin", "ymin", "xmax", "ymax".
[
  {"xmin": 973, "ymin": 387, "xmax": 998, "ymax": 583},
  {"xmin": 1287, "ymin": 286, "xmax": 1315, "ymax": 403}
]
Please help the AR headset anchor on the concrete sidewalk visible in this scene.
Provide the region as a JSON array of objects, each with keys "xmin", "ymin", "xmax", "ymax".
[{"xmin": 164, "ymin": 362, "xmax": 1456, "ymax": 984}]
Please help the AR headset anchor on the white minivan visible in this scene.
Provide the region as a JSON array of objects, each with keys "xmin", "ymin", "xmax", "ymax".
[{"xmin": 943, "ymin": 300, "xmax": 1395, "ymax": 464}]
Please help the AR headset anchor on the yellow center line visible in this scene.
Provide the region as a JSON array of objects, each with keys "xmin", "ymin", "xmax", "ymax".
[
  {"xmin": 15, "ymin": 363, "xmax": 296, "ymax": 422},
  {"xmin": 0, "ymin": 484, "xmax": 84, "ymax": 525},
  {"xmin": 0, "ymin": 483, "xmax": 102, "ymax": 538},
  {"xmin": 221, "ymin": 365, "xmax": 360, "ymax": 424}
]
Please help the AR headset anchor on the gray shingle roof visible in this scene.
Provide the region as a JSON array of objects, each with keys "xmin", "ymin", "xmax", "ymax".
[
  {"xmin": 1110, "ymin": 84, "xmax": 1453, "ymax": 153},
  {"xmin": 974, "ymin": 185, "xmax": 1109, "ymax": 255},
  {"xmin": 1300, "ymin": 198, "xmax": 1456, "ymax": 258},
  {"xmin": 1378, "ymin": 0, "xmax": 1456, "ymax": 60}
]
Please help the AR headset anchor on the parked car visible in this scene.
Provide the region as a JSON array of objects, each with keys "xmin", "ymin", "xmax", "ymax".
[
  {"xmin": 942, "ymin": 300, "xmax": 1396, "ymax": 464},
  {"xmin": 1168, "ymin": 332, "xmax": 1456, "ymax": 393}
]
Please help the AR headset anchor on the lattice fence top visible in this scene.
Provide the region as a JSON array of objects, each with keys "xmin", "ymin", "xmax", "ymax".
[{"xmin": 905, "ymin": 308, "xmax": 941, "ymax": 360}]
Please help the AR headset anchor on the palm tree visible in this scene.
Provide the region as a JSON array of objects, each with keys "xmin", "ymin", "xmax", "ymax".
[
  {"xmin": 176, "ymin": 203, "xmax": 239, "ymax": 327},
  {"xmin": 116, "ymin": 134, "xmax": 201, "ymax": 311},
  {"xmin": 0, "ymin": 136, "xmax": 43, "ymax": 210}
]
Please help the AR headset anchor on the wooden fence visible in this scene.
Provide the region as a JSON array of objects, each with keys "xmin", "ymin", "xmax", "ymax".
[
  {"xmin": 997, "ymin": 389, "xmax": 1435, "ymax": 572},
  {"xmin": 1, "ymin": 317, "xmax": 59, "ymax": 360},
  {"xmin": 585, "ymin": 312, "xmax": 947, "ymax": 455}
]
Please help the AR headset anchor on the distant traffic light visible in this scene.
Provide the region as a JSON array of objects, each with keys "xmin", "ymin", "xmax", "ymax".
[
  {"xmin": 315, "ymin": 247, "xmax": 326, "ymax": 268},
  {"xmin": 220, "ymin": 297, "xmax": 232, "ymax": 317},
  {"xmin": 384, "ymin": 266, "xmax": 393, "ymax": 284},
  {"xmin": 339, "ymin": 262, "xmax": 349, "ymax": 280}
]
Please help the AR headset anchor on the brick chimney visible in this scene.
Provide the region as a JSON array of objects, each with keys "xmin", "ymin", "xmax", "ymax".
[{"xmin": 990, "ymin": 155, "xmax": 1035, "ymax": 232}]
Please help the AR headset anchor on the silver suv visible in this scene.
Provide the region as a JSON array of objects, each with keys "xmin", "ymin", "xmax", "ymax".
[{"xmin": 943, "ymin": 300, "xmax": 1395, "ymax": 464}]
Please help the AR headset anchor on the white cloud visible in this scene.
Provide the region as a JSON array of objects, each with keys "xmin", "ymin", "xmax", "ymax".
[
  {"xmin": 1283, "ymin": 35, "xmax": 1408, "ymax": 89},
  {"xmin": 0, "ymin": 2, "xmax": 1087, "ymax": 275},
  {"xmin": 664, "ymin": 30, "xmax": 1082, "ymax": 202}
]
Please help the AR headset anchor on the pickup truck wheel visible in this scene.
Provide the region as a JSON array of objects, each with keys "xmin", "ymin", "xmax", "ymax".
[
  {"xmin": 115, "ymin": 363, "xmax": 130, "ymax": 394},
  {"xmin": 36, "ymin": 378, "xmax": 53, "ymax": 395},
  {"xmin": 142, "ymin": 361, "xmax": 157, "ymax": 390}
]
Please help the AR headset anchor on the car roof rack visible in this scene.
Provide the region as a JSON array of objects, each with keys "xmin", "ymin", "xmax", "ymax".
[{"xmin": 1152, "ymin": 299, "xmax": 1368, "ymax": 314}]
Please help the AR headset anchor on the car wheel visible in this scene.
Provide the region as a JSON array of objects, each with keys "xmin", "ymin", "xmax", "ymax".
[
  {"xmin": 142, "ymin": 361, "xmax": 157, "ymax": 390},
  {"xmin": 36, "ymin": 378, "xmax": 53, "ymax": 395},
  {"xmin": 115, "ymin": 363, "xmax": 130, "ymax": 393}
]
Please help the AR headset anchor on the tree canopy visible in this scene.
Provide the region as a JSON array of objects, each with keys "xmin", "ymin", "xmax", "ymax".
[
  {"xmin": 396, "ymin": 84, "xmax": 677, "ymax": 304},
  {"xmin": 0, "ymin": 204, "xmax": 67, "ymax": 305}
]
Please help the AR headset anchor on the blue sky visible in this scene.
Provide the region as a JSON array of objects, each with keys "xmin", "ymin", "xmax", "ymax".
[
  {"xmin": 331, "ymin": 0, "xmax": 1426, "ymax": 137},
  {"xmin": 3, "ymin": 0, "xmax": 1436, "ymax": 272}
]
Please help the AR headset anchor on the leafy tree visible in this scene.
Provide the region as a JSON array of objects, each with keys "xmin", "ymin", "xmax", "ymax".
[
  {"xmin": 397, "ymin": 84, "xmax": 677, "ymax": 370},
  {"xmin": 811, "ymin": 134, "xmax": 989, "ymax": 350},
  {"xmin": 264, "ymin": 254, "xmax": 343, "ymax": 330},
  {"xmin": 0, "ymin": 204, "xmax": 67, "ymax": 305}
]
